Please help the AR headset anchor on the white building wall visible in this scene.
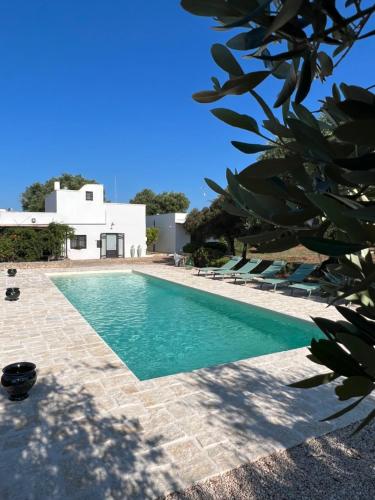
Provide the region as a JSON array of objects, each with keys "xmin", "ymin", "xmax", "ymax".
[
  {"xmin": 146, "ymin": 213, "xmax": 190, "ymax": 253},
  {"xmin": 0, "ymin": 183, "xmax": 146, "ymax": 261}
]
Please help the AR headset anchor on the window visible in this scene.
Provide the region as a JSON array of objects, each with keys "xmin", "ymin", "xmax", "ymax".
[
  {"xmin": 86, "ymin": 191, "xmax": 94, "ymax": 201},
  {"xmin": 70, "ymin": 235, "xmax": 87, "ymax": 250}
]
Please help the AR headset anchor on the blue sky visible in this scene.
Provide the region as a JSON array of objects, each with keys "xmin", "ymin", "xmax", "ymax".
[{"xmin": 1, "ymin": 1, "xmax": 374, "ymax": 210}]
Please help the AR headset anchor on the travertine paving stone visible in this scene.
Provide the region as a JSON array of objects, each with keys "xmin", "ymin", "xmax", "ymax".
[{"xmin": 0, "ymin": 264, "xmax": 372, "ymax": 499}]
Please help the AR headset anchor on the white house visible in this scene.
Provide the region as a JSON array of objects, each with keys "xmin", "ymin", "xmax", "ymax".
[
  {"xmin": 0, "ymin": 182, "xmax": 146, "ymax": 260},
  {"xmin": 146, "ymin": 213, "xmax": 190, "ymax": 253}
]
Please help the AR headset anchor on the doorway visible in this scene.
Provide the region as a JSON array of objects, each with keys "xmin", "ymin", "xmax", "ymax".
[{"xmin": 100, "ymin": 233, "xmax": 124, "ymax": 258}]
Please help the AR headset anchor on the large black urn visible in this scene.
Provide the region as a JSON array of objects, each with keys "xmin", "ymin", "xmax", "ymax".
[
  {"xmin": 1, "ymin": 362, "xmax": 37, "ymax": 401},
  {"xmin": 5, "ymin": 288, "xmax": 20, "ymax": 301},
  {"xmin": 7, "ymin": 269, "xmax": 17, "ymax": 277}
]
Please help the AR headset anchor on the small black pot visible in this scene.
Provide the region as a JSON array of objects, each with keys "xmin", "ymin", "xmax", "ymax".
[
  {"xmin": 7, "ymin": 269, "xmax": 17, "ymax": 277},
  {"xmin": 1, "ymin": 362, "xmax": 37, "ymax": 401},
  {"xmin": 5, "ymin": 288, "xmax": 20, "ymax": 301}
]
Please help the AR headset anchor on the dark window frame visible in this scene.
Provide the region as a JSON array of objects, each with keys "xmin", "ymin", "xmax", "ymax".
[
  {"xmin": 86, "ymin": 191, "xmax": 94, "ymax": 201},
  {"xmin": 70, "ymin": 235, "xmax": 87, "ymax": 250}
]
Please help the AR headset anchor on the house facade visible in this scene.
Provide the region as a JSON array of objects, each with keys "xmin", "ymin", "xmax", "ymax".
[
  {"xmin": 146, "ymin": 213, "xmax": 190, "ymax": 253},
  {"xmin": 0, "ymin": 182, "xmax": 146, "ymax": 260}
]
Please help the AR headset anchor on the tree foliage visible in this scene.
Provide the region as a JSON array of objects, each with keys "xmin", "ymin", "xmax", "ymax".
[
  {"xmin": 183, "ymin": 0, "xmax": 375, "ymax": 431},
  {"xmin": 130, "ymin": 189, "xmax": 190, "ymax": 215},
  {"xmin": 0, "ymin": 223, "xmax": 74, "ymax": 262},
  {"xmin": 21, "ymin": 174, "xmax": 99, "ymax": 212},
  {"xmin": 184, "ymin": 195, "xmax": 253, "ymax": 254}
]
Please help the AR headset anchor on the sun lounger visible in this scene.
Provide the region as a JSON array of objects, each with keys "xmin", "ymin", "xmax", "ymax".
[
  {"xmin": 233, "ymin": 260, "xmax": 286, "ymax": 284},
  {"xmin": 256, "ymin": 263, "xmax": 317, "ymax": 291},
  {"xmin": 288, "ymin": 282, "xmax": 320, "ymax": 296},
  {"xmin": 197, "ymin": 256, "xmax": 242, "ymax": 276},
  {"xmin": 211, "ymin": 258, "xmax": 262, "ymax": 278}
]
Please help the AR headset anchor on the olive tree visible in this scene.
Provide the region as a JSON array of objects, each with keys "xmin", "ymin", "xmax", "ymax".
[{"xmin": 182, "ymin": 0, "xmax": 375, "ymax": 431}]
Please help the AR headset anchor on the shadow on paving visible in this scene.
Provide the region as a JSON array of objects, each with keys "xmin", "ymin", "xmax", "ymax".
[
  {"xmin": 165, "ymin": 361, "xmax": 375, "ymax": 499},
  {"xmin": 0, "ymin": 366, "xmax": 179, "ymax": 500},
  {"xmin": 166, "ymin": 419, "xmax": 375, "ymax": 500}
]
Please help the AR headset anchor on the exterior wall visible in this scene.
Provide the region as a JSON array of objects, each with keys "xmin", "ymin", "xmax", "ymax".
[
  {"xmin": 1, "ymin": 184, "xmax": 146, "ymax": 261},
  {"xmin": 0, "ymin": 209, "xmax": 60, "ymax": 226},
  {"xmin": 45, "ymin": 184, "xmax": 105, "ymax": 224},
  {"xmin": 66, "ymin": 203, "xmax": 146, "ymax": 260},
  {"xmin": 146, "ymin": 213, "xmax": 190, "ymax": 253}
]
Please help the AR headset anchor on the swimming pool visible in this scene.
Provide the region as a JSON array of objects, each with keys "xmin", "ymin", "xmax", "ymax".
[{"xmin": 52, "ymin": 272, "xmax": 320, "ymax": 380}]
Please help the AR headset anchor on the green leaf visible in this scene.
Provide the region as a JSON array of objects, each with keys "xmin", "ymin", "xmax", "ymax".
[
  {"xmin": 287, "ymin": 118, "xmax": 333, "ymax": 161},
  {"xmin": 295, "ymin": 53, "xmax": 314, "ymax": 104},
  {"xmin": 231, "ymin": 141, "xmax": 274, "ymax": 154},
  {"xmin": 317, "ymin": 51, "xmax": 333, "ymax": 77},
  {"xmin": 335, "ymin": 119, "xmax": 375, "ymax": 147},
  {"xmin": 239, "ymin": 228, "xmax": 289, "ymax": 244},
  {"xmin": 256, "ymin": 235, "xmax": 299, "ymax": 252},
  {"xmin": 336, "ymin": 333, "xmax": 375, "ymax": 378},
  {"xmin": 336, "ymin": 100, "xmax": 375, "ymax": 120},
  {"xmin": 211, "ymin": 44, "xmax": 243, "ymax": 76},
  {"xmin": 263, "ymin": 119, "xmax": 294, "ymax": 138},
  {"xmin": 212, "ymin": 108, "xmax": 259, "ymax": 134},
  {"xmin": 299, "ymin": 237, "xmax": 368, "ymax": 256},
  {"xmin": 289, "ymin": 372, "xmax": 338, "ymax": 389},
  {"xmin": 222, "ymin": 200, "xmax": 250, "ymax": 217},
  {"xmin": 306, "ymin": 193, "xmax": 369, "ymax": 241},
  {"xmin": 265, "ymin": 0, "xmax": 304, "ymax": 37},
  {"xmin": 181, "ymin": 0, "xmax": 240, "ymax": 17},
  {"xmin": 193, "ymin": 71, "xmax": 270, "ymax": 103},
  {"xmin": 292, "ymin": 102, "xmax": 320, "ymax": 130},
  {"xmin": 250, "ymin": 89, "xmax": 275, "ymax": 121},
  {"xmin": 335, "ymin": 376, "xmax": 374, "ymax": 401},
  {"xmin": 238, "ymin": 157, "xmax": 303, "ymax": 180},
  {"xmin": 252, "ymin": 48, "xmax": 306, "ymax": 62},
  {"xmin": 345, "ymin": 207, "xmax": 375, "ymax": 222},
  {"xmin": 227, "ymin": 27, "xmax": 267, "ymax": 51},
  {"xmin": 310, "ymin": 338, "xmax": 365, "ymax": 377},
  {"xmin": 274, "ymin": 64, "xmax": 297, "ymax": 108},
  {"xmin": 204, "ymin": 178, "xmax": 228, "ymax": 197}
]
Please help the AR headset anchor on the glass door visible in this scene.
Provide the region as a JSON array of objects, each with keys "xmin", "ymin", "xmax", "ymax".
[
  {"xmin": 100, "ymin": 233, "xmax": 124, "ymax": 258},
  {"xmin": 106, "ymin": 234, "xmax": 117, "ymax": 258}
]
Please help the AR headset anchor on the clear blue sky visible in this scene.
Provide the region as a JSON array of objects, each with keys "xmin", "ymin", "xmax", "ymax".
[{"xmin": 1, "ymin": 1, "xmax": 374, "ymax": 210}]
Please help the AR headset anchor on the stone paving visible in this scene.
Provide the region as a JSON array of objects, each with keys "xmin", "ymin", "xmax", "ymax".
[{"xmin": 0, "ymin": 264, "xmax": 373, "ymax": 499}]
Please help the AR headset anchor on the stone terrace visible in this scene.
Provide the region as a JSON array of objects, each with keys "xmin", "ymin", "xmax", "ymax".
[{"xmin": 0, "ymin": 264, "xmax": 373, "ymax": 499}]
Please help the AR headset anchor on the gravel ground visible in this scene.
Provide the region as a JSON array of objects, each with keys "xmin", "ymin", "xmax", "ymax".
[{"xmin": 165, "ymin": 419, "xmax": 375, "ymax": 500}]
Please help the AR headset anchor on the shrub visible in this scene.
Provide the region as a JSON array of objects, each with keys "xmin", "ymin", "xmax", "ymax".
[
  {"xmin": 0, "ymin": 223, "xmax": 74, "ymax": 262},
  {"xmin": 182, "ymin": 242, "xmax": 201, "ymax": 253},
  {"xmin": 146, "ymin": 227, "xmax": 159, "ymax": 248},
  {"xmin": 191, "ymin": 246, "xmax": 227, "ymax": 267},
  {"xmin": 203, "ymin": 241, "xmax": 228, "ymax": 253}
]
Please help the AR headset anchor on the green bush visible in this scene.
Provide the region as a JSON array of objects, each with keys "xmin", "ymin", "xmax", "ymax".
[
  {"xmin": 182, "ymin": 242, "xmax": 201, "ymax": 253},
  {"xmin": 191, "ymin": 246, "xmax": 227, "ymax": 267},
  {"xmin": 0, "ymin": 223, "xmax": 74, "ymax": 262},
  {"xmin": 203, "ymin": 241, "xmax": 228, "ymax": 253},
  {"xmin": 146, "ymin": 227, "xmax": 159, "ymax": 247}
]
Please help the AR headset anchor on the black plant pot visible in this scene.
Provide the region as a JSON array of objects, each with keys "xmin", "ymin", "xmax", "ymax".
[
  {"xmin": 1, "ymin": 362, "xmax": 37, "ymax": 401},
  {"xmin": 5, "ymin": 288, "xmax": 20, "ymax": 301},
  {"xmin": 7, "ymin": 269, "xmax": 17, "ymax": 277}
]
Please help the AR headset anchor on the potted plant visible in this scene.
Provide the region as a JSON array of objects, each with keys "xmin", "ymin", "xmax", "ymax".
[{"xmin": 1, "ymin": 362, "xmax": 37, "ymax": 401}]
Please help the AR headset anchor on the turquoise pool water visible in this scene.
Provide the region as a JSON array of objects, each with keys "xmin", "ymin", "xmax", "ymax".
[{"xmin": 52, "ymin": 272, "xmax": 320, "ymax": 380}]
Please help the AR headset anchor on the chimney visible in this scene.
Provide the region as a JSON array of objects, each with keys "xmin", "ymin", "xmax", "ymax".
[{"xmin": 54, "ymin": 181, "xmax": 60, "ymax": 191}]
